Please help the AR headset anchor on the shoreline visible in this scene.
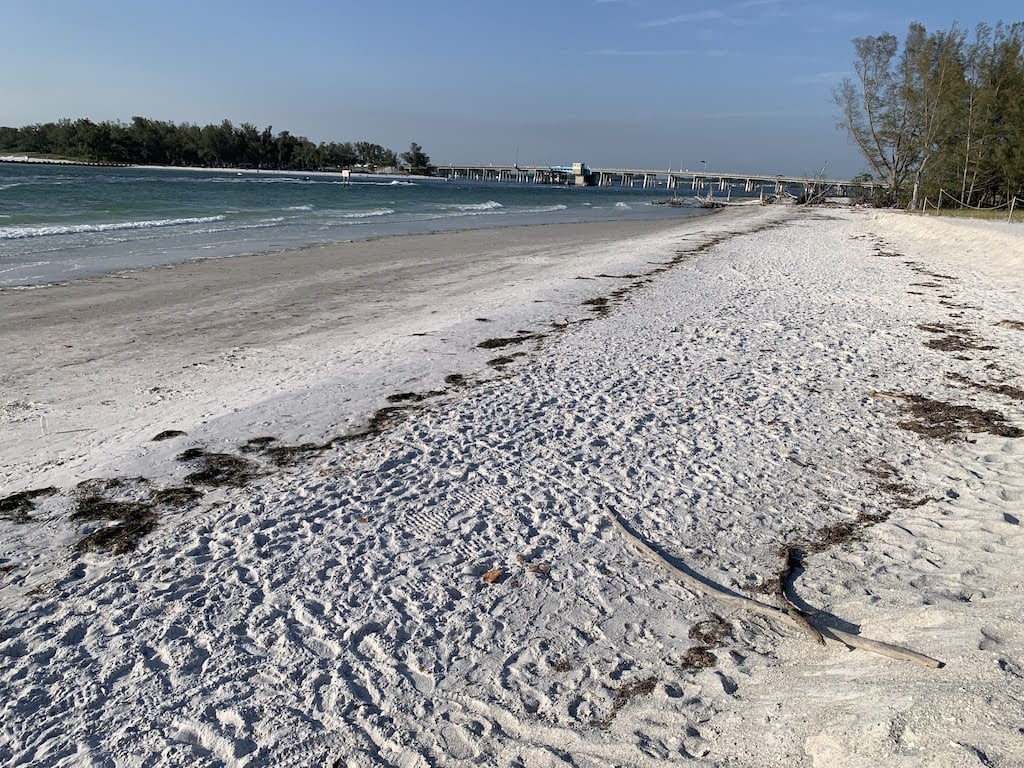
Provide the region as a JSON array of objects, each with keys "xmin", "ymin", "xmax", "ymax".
[
  {"xmin": 2, "ymin": 206, "xmax": 1022, "ymax": 766},
  {"xmin": 0, "ymin": 216, "xmax": 702, "ymax": 294},
  {"xmin": 0, "ymin": 211, "xmax": 742, "ymax": 495}
]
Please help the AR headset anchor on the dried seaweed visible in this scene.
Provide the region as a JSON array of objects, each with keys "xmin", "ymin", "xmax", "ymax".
[
  {"xmin": 179, "ymin": 451, "xmax": 261, "ymax": 486},
  {"xmin": 71, "ymin": 478, "xmax": 155, "ymax": 553},
  {"xmin": 916, "ymin": 322, "xmax": 995, "ymax": 352},
  {"xmin": 264, "ymin": 442, "xmax": 332, "ymax": 467},
  {"xmin": 151, "ymin": 429, "xmax": 187, "ymax": 441},
  {"xmin": 75, "ymin": 517, "xmax": 158, "ymax": 555},
  {"xmin": 70, "ymin": 478, "xmax": 206, "ymax": 553},
  {"xmin": 0, "ymin": 487, "xmax": 57, "ymax": 523},
  {"xmin": 364, "ymin": 406, "xmax": 408, "ymax": 434},
  {"xmin": 924, "ymin": 335, "xmax": 995, "ymax": 352},
  {"xmin": 72, "ymin": 496, "xmax": 152, "ymax": 523},
  {"xmin": 688, "ymin": 614, "xmax": 734, "ymax": 647},
  {"xmin": 581, "ymin": 297, "xmax": 611, "ymax": 316},
  {"xmin": 679, "ymin": 647, "xmax": 718, "ymax": 669},
  {"xmin": 947, "ymin": 372, "xmax": 1024, "ymax": 402},
  {"xmin": 477, "ymin": 335, "xmax": 533, "ymax": 349},
  {"xmin": 801, "ymin": 512, "xmax": 889, "ymax": 554},
  {"xmin": 151, "ymin": 486, "xmax": 204, "ymax": 507},
  {"xmin": 240, "ymin": 436, "xmax": 278, "ymax": 452},
  {"xmin": 386, "ymin": 390, "xmax": 445, "ymax": 404},
  {"xmin": 596, "ymin": 676, "xmax": 660, "ymax": 727},
  {"xmin": 896, "ymin": 394, "xmax": 1023, "ymax": 441}
]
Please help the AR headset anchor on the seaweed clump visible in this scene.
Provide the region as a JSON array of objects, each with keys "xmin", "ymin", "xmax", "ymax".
[
  {"xmin": 916, "ymin": 322, "xmax": 996, "ymax": 353},
  {"xmin": 477, "ymin": 334, "xmax": 534, "ymax": 350},
  {"xmin": 178, "ymin": 449, "xmax": 261, "ymax": 486},
  {"xmin": 688, "ymin": 614, "xmax": 734, "ymax": 647},
  {"xmin": 386, "ymin": 389, "xmax": 445, "ymax": 404},
  {"xmin": 947, "ymin": 372, "xmax": 1024, "ymax": 402},
  {"xmin": 581, "ymin": 297, "xmax": 611, "ymax": 317},
  {"xmin": 679, "ymin": 647, "xmax": 718, "ymax": 669},
  {"xmin": 896, "ymin": 394, "xmax": 1023, "ymax": 441},
  {"xmin": 151, "ymin": 429, "xmax": 187, "ymax": 441},
  {"xmin": 0, "ymin": 487, "xmax": 57, "ymax": 523},
  {"xmin": 595, "ymin": 676, "xmax": 659, "ymax": 728},
  {"xmin": 72, "ymin": 477, "xmax": 202, "ymax": 554}
]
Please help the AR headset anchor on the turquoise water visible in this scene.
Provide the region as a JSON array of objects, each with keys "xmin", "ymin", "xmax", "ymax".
[{"xmin": 0, "ymin": 163, "xmax": 708, "ymax": 287}]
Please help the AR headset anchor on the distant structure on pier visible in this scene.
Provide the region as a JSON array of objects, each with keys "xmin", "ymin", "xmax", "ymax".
[{"xmin": 436, "ymin": 162, "xmax": 874, "ymax": 198}]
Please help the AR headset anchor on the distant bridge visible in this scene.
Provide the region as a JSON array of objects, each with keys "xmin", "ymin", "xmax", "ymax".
[{"xmin": 435, "ymin": 162, "xmax": 875, "ymax": 197}]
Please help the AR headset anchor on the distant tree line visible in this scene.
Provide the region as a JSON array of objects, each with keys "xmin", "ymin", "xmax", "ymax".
[
  {"xmin": 835, "ymin": 21, "xmax": 1024, "ymax": 208},
  {"xmin": 0, "ymin": 116, "xmax": 434, "ymax": 174}
]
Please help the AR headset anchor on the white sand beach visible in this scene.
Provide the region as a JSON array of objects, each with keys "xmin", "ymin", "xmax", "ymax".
[{"xmin": 1, "ymin": 207, "xmax": 1022, "ymax": 767}]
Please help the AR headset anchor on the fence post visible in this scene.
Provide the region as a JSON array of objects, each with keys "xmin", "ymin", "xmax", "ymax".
[
  {"xmin": 1009, "ymin": 196, "xmax": 1017, "ymax": 224},
  {"xmin": 937, "ymin": 190, "xmax": 943, "ymax": 211}
]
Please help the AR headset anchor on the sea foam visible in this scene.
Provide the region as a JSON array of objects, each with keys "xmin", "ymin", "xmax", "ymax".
[{"xmin": 0, "ymin": 215, "xmax": 227, "ymax": 240}]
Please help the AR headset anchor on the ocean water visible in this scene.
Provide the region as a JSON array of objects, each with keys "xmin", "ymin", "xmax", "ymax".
[{"xmin": 0, "ymin": 163, "xmax": 709, "ymax": 287}]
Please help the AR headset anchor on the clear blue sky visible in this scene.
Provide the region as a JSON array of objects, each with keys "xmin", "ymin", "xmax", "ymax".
[{"xmin": 3, "ymin": 1, "xmax": 1020, "ymax": 178}]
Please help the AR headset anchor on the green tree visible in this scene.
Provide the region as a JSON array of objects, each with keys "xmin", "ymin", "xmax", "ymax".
[
  {"xmin": 900, "ymin": 24, "xmax": 966, "ymax": 209},
  {"xmin": 834, "ymin": 29, "xmax": 922, "ymax": 205},
  {"xmin": 0, "ymin": 116, "xmax": 410, "ymax": 175},
  {"xmin": 400, "ymin": 142, "xmax": 435, "ymax": 176},
  {"xmin": 354, "ymin": 141, "xmax": 397, "ymax": 169},
  {"xmin": 321, "ymin": 141, "xmax": 358, "ymax": 168},
  {"xmin": 984, "ymin": 24, "xmax": 1024, "ymax": 203},
  {"xmin": 836, "ymin": 20, "xmax": 1024, "ymax": 209}
]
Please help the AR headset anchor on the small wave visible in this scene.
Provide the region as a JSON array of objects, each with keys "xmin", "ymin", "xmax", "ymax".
[
  {"xmin": 614, "ymin": 202, "xmax": 632, "ymax": 210},
  {"xmin": 287, "ymin": 205, "xmax": 313, "ymax": 211},
  {"xmin": 212, "ymin": 176, "xmax": 310, "ymax": 185},
  {"xmin": 445, "ymin": 201, "xmax": 504, "ymax": 212},
  {"xmin": 338, "ymin": 179, "xmax": 416, "ymax": 186},
  {"xmin": 188, "ymin": 217, "xmax": 285, "ymax": 236},
  {"xmin": 419, "ymin": 202, "xmax": 568, "ymax": 220},
  {"xmin": 335, "ymin": 208, "xmax": 395, "ymax": 219},
  {"xmin": 0, "ymin": 215, "xmax": 227, "ymax": 240},
  {"xmin": 0, "ymin": 260, "xmax": 51, "ymax": 276}
]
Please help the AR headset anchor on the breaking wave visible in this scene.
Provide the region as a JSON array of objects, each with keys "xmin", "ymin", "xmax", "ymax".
[{"xmin": 0, "ymin": 215, "xmax": 227, "ymax": 240}]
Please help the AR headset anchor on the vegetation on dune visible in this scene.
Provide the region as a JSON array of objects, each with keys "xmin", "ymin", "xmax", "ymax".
[
  {"xmin": 835, "ymin": 21, "xmax": 1024, "ymax": 210},
  {"xmin": 0, "ymin": 116, "xmax": 433, "ymax": 174}
]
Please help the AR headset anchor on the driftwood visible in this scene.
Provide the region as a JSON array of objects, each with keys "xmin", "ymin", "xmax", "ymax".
[
  {"xmin": 605, "ymin": 507, "xmax": 943, "ymax": 668},
  {"xmin": 457, "ymin": 436, "xmax": 943, "ymax": 669},
  {"xmin": 776, "ymin": 547, "xmax": 825, "ymax": 645}
]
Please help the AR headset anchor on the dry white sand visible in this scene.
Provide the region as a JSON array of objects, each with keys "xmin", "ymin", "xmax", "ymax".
[
  {"xmin": 1, "ymin": 207, "xmax": 1022, "ymax": 767},
  {"xmin": 0, "ymin": 218, "xmax": 691, "ymax": 492}
]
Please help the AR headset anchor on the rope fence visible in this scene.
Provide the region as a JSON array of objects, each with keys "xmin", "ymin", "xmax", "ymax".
[{"xmin": 921, "ymin": 188, "xmax": 1022, "ymax": 223}]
